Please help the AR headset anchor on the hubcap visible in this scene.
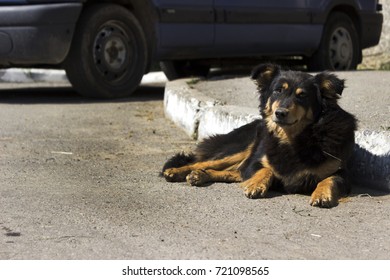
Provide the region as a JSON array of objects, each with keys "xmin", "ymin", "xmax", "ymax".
[
  {"xmin": 329, "ymin": 27, "xmax": 353, "ymax": 70},
  {"xmin": 104, "ymin": 37, "xmax": 126, "ymax": 70},
  {"xmin": 93, "ymin": 23, "xmax": 132, "ymax": 83}
]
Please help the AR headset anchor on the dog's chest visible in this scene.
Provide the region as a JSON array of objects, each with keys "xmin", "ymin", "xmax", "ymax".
[{"xmin": 261, "ymin": 150, "xmax": 341, "ymax": 193}]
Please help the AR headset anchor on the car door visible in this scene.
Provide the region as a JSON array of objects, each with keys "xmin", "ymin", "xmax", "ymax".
[
  {"xmin": 154, "ymin": 0, "xmax": 214, "ymax": 58},
  {"xmin": 214, "ymin": 0, "xmax": 322, "ymax": 57}
]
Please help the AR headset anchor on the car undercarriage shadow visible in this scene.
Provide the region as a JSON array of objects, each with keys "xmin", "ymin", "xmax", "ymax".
[{"xmin": 0, "ymin": 84, "xmax": 165, "ymax": 104}]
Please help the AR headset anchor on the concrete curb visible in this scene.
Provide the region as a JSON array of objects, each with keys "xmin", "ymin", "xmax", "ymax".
[
  {"xmin": 164, "ymin": 79, "xmax": 260, "ymax": 139},
  {"xmin": 198, "ymin": 105, "xmax": 260, "ymax": 140},
  {"xmin": 164, "ymin": 79, "xmax": 223, "ymax": 139},
  {"xmin": 164, "ymin": 78, "xmax": 390, "ymax": 191}
]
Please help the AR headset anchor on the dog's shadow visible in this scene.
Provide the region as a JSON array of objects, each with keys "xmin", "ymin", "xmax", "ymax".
[
  {"xmin": 348, "ymin": 144, "xmax": 390, "ymax": 196},
  {"xmin": 213, "ymin": 143, "xmax": 390, "ymax": 199}
]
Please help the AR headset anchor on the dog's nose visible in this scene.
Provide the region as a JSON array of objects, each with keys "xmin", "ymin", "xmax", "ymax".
[{"xmin": 275, "ymin": 108, "xmax": 289, "ymax": 119}]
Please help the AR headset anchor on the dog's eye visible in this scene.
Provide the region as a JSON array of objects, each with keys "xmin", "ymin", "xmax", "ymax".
[
  {"xmin": 273, "ymin": 88, "xmax": 282, "ymax": 94},
  {"xmin": 295, "ymin": 89, "xmax": 307, "ymax": 98}
]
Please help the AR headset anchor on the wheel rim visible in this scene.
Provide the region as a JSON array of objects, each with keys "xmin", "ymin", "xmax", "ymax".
[
  {"xmin": 93, "ymin": 22, "xmax": 134, "ymax": 84},
  {"xmin": 328, "ymin": 27, "xmax": 353, "ymax": 70}
]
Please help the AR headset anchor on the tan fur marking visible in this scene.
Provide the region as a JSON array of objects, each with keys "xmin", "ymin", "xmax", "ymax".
[
  {"xmin": 254, "ymin": 69, "xmax": 273, "ymax": 87},
  {"xmin": 282, "ymin": 82, "xmax": 289, "ymax": 90},
  {"xmin": 310, "ymin": 176, "xmax": 339, "ymax": 208},
  {"xmin": 262, "ymin": 70, "xmax": 273, "ymax": 78},
  {"xmin": 286, "ymin": 104, "xmax": 312, "ymax": 138},
  {"xmin": 295, "ymin": 88, "xmax": 303, "ymax": 95},
  {"xmin": 260, "ymin": 155, "xmax": 271, "ymax": 169},
  {"xmin": 305, "ymin": 108, "xmax": 314, "ymax": 122},
  {"xmin": 207, "ymin": 169, "xmax": 242, "ymax": 182},
  {"xmin": 264, "ymin": 99, "xmax": 272, "ymax": 115},
  {"xmin": 265, "ymin": 102, "xmax": 311, "ymax": 145},
  {"xmin": 264, "ymin": 99, "xmax": 290, "ymax": 143},
  {"xmin": 271, "ymin": 100, "xmax": 280, "ymax": 112},
  {"xmin": 288, "ymin": 103, "xmax": 306, "ymax": 123},
  {"xmin": 196, "ymin": 142, "xmax": 254, "ymax": 171},
  {"xmin": 261, "ymin": 156, "xmax": 279, "ymax": 177},
  {"xmin": 191, "ymin": 152, "xmax": 245, "ymax": 171},
  {"xmin": 321, "ymin": 79, "xmax": 333, "ymax": 91},
  {"xmin": 265, "ymin": 115, "xmax": 290, "ymax": 144},
  {"xmin": 320, "ymin": 79, "xmax": 340, "ymax": 100},
  {"xmin": 265, "ymin": 98, "xmax": 315, "ymax": 145}
]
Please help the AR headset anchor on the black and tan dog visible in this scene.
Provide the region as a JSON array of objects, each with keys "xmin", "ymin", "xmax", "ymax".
[{"xmin": 162, "ymin": 64, "xmax": 357, "ymax": 208}]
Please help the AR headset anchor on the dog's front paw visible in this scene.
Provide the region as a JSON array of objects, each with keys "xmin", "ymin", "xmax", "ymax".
[
  {"xmin": 241, "ymin": 179, "xmax": 269, "ymax": 199},
  {"xmin": 241, "ymin": 168, "xmax": 273, "ymax": 199},
  {"xmin": 163, "ymin": 168, "xmax": 188, "ymax": 182},
  {"xmin": 310, "ymin": 178, "xmax": 339, "ymax": 208},
  {"xmin": 310, "ymin": 190, "xmax": 338, "ymax": 208},
  {"xmin": 186, "ymin": 170, "xmax": 209, "ymax": 186}
]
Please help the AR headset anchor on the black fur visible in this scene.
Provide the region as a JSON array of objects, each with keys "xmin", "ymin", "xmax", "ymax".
[
  {"xmin": 195, "ymin": 120, "xmax": 259, "ymax": 161},
  {"xmin": 162, "ymin": 152, "xmax": 196, "ymax": 173}
]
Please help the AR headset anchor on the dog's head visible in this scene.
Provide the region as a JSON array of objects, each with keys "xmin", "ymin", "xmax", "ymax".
[{"xmin": 251, "ymin": 64, "xmax": 344, "ymax": 141}]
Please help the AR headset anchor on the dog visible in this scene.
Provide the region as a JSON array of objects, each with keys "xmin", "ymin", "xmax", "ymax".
[{"xmin": 162, "ymin": 64, "xmax": 357, "ymax": 208}]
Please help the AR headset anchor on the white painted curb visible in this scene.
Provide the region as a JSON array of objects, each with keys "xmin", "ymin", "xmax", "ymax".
[{"xmin": 164, "ymin": 79, "xmax": 221, "ymax": 139}]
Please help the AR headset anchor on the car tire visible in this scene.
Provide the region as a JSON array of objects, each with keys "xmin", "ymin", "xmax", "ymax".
[
  {"xmin": 160, "ymin": 60, "xmax": 210, "ymax": 81},
  {"xmin": 308, "ymin": 12, "xmax": 360, "ymax": 71},
  {"xmin": 64, "ymin": 4, "xmax": 147, "ymax": 98}
]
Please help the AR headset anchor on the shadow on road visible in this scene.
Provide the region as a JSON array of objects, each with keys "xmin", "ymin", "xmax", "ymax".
[
  {"xmin": 0, "ymin": 84, "xmax": 165, "ymax": 104},
  {"xmin": 349, "ymin": 144, "xmax": 390, "ymax": 196}
]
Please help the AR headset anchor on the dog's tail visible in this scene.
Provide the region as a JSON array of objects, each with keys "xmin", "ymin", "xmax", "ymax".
[{"xmin": 161, "ymin": 152, "xmax": 196, "ymax": 174}]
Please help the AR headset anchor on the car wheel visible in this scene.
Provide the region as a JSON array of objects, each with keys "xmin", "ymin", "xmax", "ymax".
[
  {"xmin": 160, "ymin": 60, "xmax": 210, "ymax": 81},
  {"xmin": 308, "ymin": 12, "xmax": 360, "ymax": 71},
  {"xmin": 64, "ymin": 4, "xmax": 147, "ymax": 98}
]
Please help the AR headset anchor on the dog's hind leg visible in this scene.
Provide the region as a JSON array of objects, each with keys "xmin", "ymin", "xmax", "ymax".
[
  {"xmin": 162, "ymin": 153, "xmax": 196, "ymax": 173},
  {"xmin": 163, "ymin": 150, "xmax": 249, "ymax": 183},
  {"xmin": 186, "ymin": 169, "xmax": 242, "ymax": 186},
  {"xmin": 163, "ymin": 159, "xmax": 238, "ymax": 182},
  {"xmin": 163, "ymin": 167, "xmax": 191, "ymax": 182}
]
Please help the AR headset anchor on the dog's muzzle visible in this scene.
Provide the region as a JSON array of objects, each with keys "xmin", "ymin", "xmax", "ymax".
[{"xmin": 273, "ymin": 108, "xmax": 297, "ymax": 126}]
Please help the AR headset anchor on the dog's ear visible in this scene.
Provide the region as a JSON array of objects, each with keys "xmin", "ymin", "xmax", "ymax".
[
  {"xmin": 251, "ymin": 64, "xmax": 281, "ymax": 91},
  {"xmin": 314, "ymin": 72, "xmax": 345, "ymax": 100}
]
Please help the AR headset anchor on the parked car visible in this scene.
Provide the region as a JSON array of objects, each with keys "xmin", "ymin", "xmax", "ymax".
[{"xmin": 0, "ymin": 0, "xmax": 383, "ymax": 98}]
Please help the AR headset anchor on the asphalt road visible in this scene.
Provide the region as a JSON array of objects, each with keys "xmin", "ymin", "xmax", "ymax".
[{"xmin": 0, "ymin": 81, "xmax": 389, "ymax": 260}]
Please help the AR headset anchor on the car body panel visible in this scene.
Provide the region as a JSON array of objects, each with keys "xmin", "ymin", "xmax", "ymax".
[
  {"xmin": 0, "ymin": 2, "xmax": 82, "ymax": 66},
  {"xmin": 0, "ymin": 0, "xmax": 383, "ymax": 67}
]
